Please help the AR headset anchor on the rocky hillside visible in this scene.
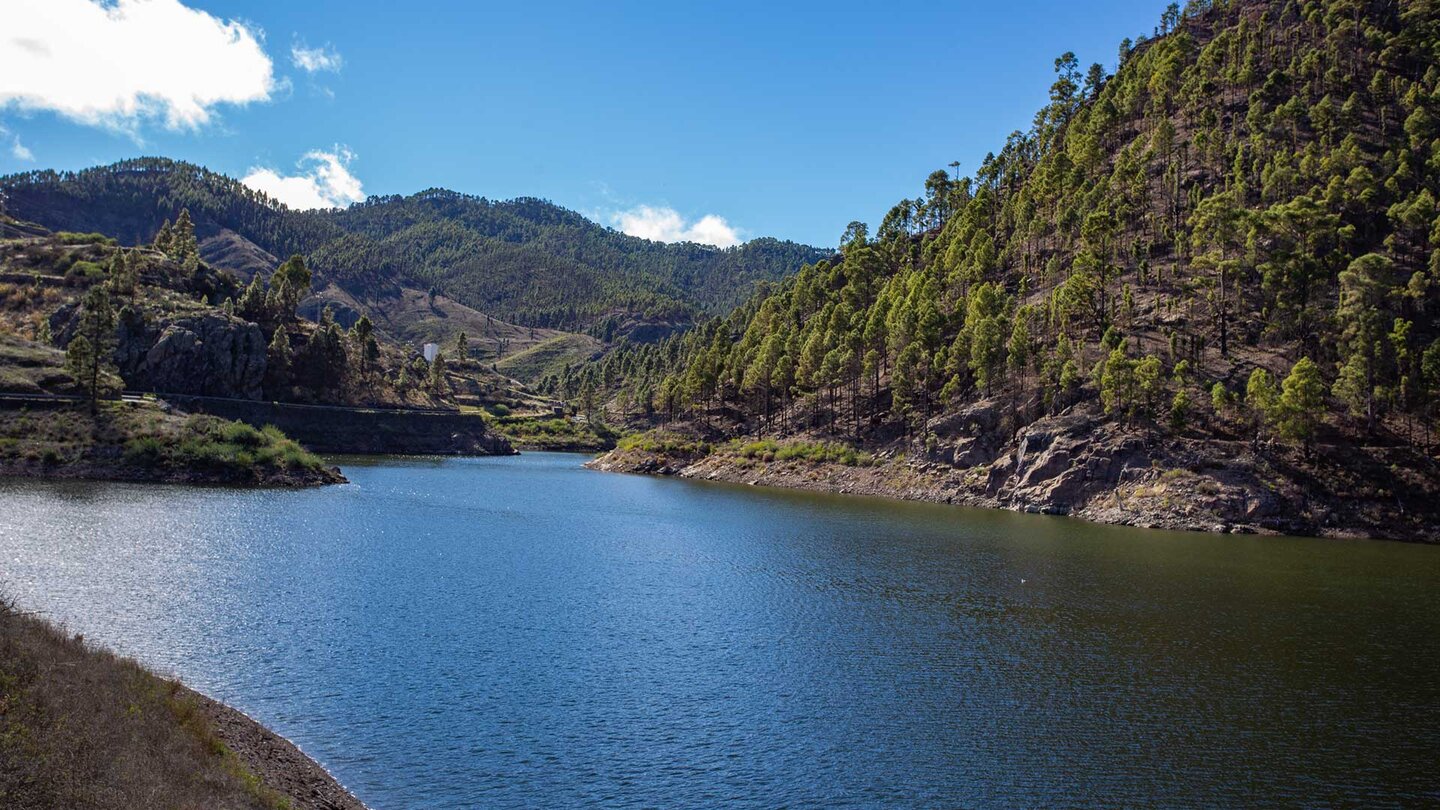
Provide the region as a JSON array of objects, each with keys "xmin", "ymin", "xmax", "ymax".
[
  {"xmin": 0, "ymin": 221, "xmax": 515, "ymax": 409},
  {"xmin": 0, "ymin": 161, "xmax": 826, "ymax": 332},
  {"xmin": 586, "ymin": 0, "xmax": 1440, "ymax": 542}
]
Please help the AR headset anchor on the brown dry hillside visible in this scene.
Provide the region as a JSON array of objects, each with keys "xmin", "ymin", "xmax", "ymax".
[{"xmin": 0, "ymin": 599, "xmax": 364, "ymax": 810}]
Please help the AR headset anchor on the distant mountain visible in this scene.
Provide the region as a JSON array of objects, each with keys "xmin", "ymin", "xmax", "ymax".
[{"xmin": 0, "ymin": 158, "xmax": 827, "ymax": 330}]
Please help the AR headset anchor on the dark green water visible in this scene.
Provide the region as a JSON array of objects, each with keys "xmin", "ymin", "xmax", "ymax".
[{"xmin": 0, "ymin": 452, "xmax": 1437, "ymax": 807}]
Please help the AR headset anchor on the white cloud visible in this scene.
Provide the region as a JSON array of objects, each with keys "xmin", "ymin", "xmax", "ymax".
[
  {"xmin": 291, "ymin": 41, "xmax": 342, "ymax": 74},
  {"xmin": 0, "ymin": 123, "xmax": 34, "ymax": 162},
  {"xmin": 612, "ymin": 205, "xmax": 742, "ymax": 248},
  {"xmin": 241, "ymin": 147, "xmax": 365, "ymax": 210},
  {"xmin": 0, "ymin": 0, "xmax": 275, "ymax": 133}
]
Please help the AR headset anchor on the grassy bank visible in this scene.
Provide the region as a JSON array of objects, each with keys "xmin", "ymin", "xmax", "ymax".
[
  {"xmin": 0, "ymin": 599, "xmax": 363, "ymax": 810},
  {"xmin": 0, "ymin": 403, "xmax": 343, "ymax": 486},
  {"xmin": 613, "ymin": 431, "xmax": 874, "ymax": 466},
  {"xmin": 487, "ymin": 413, "xmax": 618, "ymax": 451}
]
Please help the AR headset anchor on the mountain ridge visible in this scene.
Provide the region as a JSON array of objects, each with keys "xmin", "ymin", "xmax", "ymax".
[{"xmin": 0, "ymin": 158, "xmax": 828, "ymax": 331}]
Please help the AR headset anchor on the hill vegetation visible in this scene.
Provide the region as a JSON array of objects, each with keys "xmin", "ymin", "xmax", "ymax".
[
  {"xmin": 0, "ymin": 216, "xmax": 523, "ymax": 410},
  {"xmin": 0, "ymin": 162, "xmax": 826, "ymax": 331},
  {"xmin": 585, "ymin": 0, "xmax": 1440, "ymax": 541}
]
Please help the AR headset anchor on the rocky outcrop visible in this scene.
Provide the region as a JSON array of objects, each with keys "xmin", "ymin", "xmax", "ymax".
[
  {"xmin": 144, "ymin": 314, "xmax": 268, "ymax": 399},
  {"xmin": 590, "ymin": 403, "xmax": 1440, "ymax": 542},
  {"xmin": 925, "ymin": 400, "xmax": 1006, "ymax": 467},
  {"xmin": 1001, "ymin": 414, "xmax": 1142, "ymax": 507},
  {"xmin": 54, "ymin": 305, "xmax": 270, "ymax": 400}
]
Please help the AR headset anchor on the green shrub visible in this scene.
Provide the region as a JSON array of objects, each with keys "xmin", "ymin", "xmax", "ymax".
[
  {"xmin": 728, "ymin": 438, "xmax": 872, "ymax": 466},
  {"xmin": 55, "ymin": 231, "xmax": 116, "ymax": 245},
  {"xmin": 64, "ymin": 260, "xmax": 107, "ymax": 280},
  {"xmin": 617, "ymin": 431, "xmax": 710, "ymax": 455},
  {"xmin": 123, "ymin": 436, "xmax": 165, "ymax": 463},
  {"xmin": 494, "ymin": 414, "xmax": 617, "ymax": 449},
  {"xmin": 218, "ymin": 421, "xmax": 264, "ymax": 448},
  {"xmin": 164, "ymin": 416, "xmax": 324, "ymax": 473}
]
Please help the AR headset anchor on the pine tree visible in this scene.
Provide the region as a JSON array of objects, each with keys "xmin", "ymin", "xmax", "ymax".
[
  {"xmin": 1246, "ymin": 368, "xmax": 1280, "ymax": 439},
  {"xmin": 1278, "ymin": 358, "xmax": 1326, "ymax": 452},
  {"xmin": 271, "ymin": 255, "xmax": 312, "ymax": 319},
  {"xmin": 266, "ymin": 328, "xmax": 291, "ymax": 391},
  {"xmin": 350, "ymin": 315, "xmax": 376, "ymax": 374},
  {"xmin": 1333, "ymin": 253, "xmax": 1399, "ymax": 423},
  {"xmin": 429, "ymin": 353, "xmax": 448, "ymax": 393},
  {"xmin": 171, "ymin": 208, "xmax": 198, "ymax": 263},
  {"xmin": 152, "ymin": 219, "xmax": 174, "ymax": 253},
  {"xmin": 107, "ymin": 250, "xmax": 138, "ymax": 298},
  {"xmin": 238, "ymin": 274, "xmax": 268, "ymax": 321},
  {"xmin": 65, "ymin": 285, "xmax": 117, "ymax": 413}
]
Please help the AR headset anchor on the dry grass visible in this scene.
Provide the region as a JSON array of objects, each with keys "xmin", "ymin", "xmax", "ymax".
[
  {"xmin": 0, "ymin": 334, "xmax": 75, "ymax": 395},
  {"xmin": 0, "ymin": 599, "xmax": 290, "ymax": 810}
]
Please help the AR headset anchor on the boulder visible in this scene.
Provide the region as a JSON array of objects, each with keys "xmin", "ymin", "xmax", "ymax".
[
  {"xmin": 928, "ymin": 399, "xmax": 1007, "ymax": 467},
  {"xmin": 144, "ymin": 314, "xmax": 267, "ymax": 399},
  {"xmin": 1002, "ymin": 410, "xmax": 1142, "ymax": 510},
  {"xmin": 927, "ymin": 399, "xmax": 1003, "ymax": 439}
]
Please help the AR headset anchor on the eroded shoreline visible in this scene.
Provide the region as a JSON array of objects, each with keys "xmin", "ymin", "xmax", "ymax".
[{"xmin": 587, "ymin": 441, "xmax": 1440, "ymax": 543}]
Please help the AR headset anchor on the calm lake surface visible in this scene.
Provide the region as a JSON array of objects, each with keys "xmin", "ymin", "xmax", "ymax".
[{"xmin": 1, "ymin": 452, "xmax": 1437, "ymax": 807}]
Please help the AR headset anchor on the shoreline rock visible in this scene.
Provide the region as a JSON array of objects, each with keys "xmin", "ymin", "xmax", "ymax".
[
  {"xmin": 185, "ymin": 687, "xmax": 368, "ymax": 810},
  {"xmin": 588, "ymin": 437, "xmax": 1440, "ymax": 543}
]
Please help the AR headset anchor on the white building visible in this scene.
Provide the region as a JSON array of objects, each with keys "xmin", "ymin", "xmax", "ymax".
[{"xmin": 423, "ymin": 343, "xmax": 440, "ymax": 363}]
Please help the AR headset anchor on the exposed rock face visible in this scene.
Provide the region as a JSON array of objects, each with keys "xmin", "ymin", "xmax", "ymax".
[
  {"xmin": 144, "ymin": 315, "xmax": 267, "ymax": 399},
  {"xmin": 1004, "ymin": 414, "xmax": 1138, "ymax": 506},
  {"xmin": 614, "ymin": 319, "xmax": 684, "ymax": 344},
  {"xmin": 589, "ymin": 401, "xmax": 1440, "ymax": 542},
  {"xmin": 198, "ymin": 227, "xmax": 278, "ymax": 281},
  {"xmin": 52, "ymin": 300, "xmax": 268, "ymax": 400},
  {"xmin": 926, "ymin": 400, "xmax": 1006, "ymax": 467}
]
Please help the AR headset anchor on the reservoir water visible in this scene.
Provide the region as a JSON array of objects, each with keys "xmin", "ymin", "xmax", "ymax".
[{"xmin": 1, "ymin": 452, "xmax": 1437, "ymax": 807}]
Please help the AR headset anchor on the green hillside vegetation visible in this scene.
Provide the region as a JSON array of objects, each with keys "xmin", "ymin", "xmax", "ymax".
[
  {"xmin": 486, "ymin": 412, "xmax": 618, "ymax": 451},
  {"xmin": 0, "ymin": 400, "xmax": 338, "ymax": 487},
  {"xmin": 495, "ymin": 332, "xmax": 604, "ymax": 384},
  {"xmin": 578, "ymin": 0, "xmax": 1440, "ymax": 538},
  {"xmin": 0, "ymin": 163, "xmax": 826, "ymax": 331}
]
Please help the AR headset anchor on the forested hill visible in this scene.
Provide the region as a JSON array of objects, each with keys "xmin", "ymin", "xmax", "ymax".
[
  {"xmin": 0, "ymin": 159, "xmax": 826, "ymax": 330},
  {"xmin": 582, "ymin": 0, "xmax": 1440, "ymax": 540}
]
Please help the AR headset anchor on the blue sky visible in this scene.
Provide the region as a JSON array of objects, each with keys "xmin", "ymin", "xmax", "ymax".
[{"xmin": 0, "ymin": 0, "xmax": 1168, "ymax": 248}]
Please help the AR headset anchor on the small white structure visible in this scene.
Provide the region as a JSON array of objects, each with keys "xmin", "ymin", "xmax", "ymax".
[{"xmin": 422, "ymin": 343, "xmax": 440, "ymax": 363}]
